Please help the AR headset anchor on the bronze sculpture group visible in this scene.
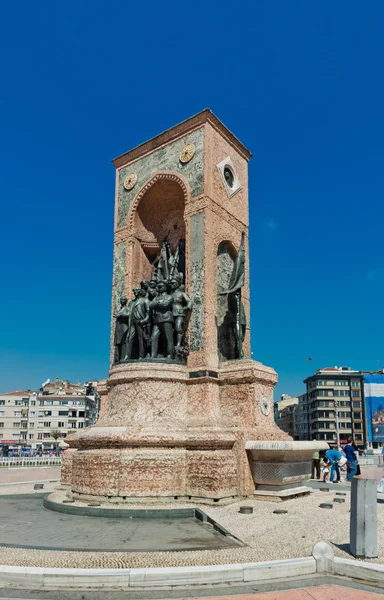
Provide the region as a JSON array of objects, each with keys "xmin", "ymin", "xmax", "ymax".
[{"xmin": 114, "ymin": 240, "xmax": 192, "ymax": 362}]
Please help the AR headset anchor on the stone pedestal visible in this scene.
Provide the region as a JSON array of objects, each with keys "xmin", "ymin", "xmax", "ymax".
[
  {"xmin": 64, "ymin": 359, "xmax": 286, "ymax": 503},
  {"xmin": 246, "ymin": 440, "xmax": 329, "ymax": 501},
  {"xmin": 350, "ymin": 477, "xmax": 378, "ymax": 558}
]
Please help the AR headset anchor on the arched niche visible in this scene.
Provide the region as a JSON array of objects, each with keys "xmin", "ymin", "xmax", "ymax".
[
  {"xmin": 217, "ymin": 240, "xmax": 237, "ymax": 361},
  {"xmin": 129, "ymin": 174, "xmax": 188, "ymax": 285}
]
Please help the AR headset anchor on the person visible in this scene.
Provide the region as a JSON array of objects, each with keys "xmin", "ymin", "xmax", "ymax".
[
  {"xmin": 352, "ymin": 442, "xmax": 361, "ymax": 476},
  {"xmin": 363, "ymin": 446, "xmax": 368, "ymax": 457},
  {"xmin": 343, "ymin": 439, "xmax": 358, "ymax": 481},
  {"xmin": 325, "ymin": 448, "xmax": 343, "ymax": 484},
  {"xmin": 322, "ymin": 457, "xmax": 330, "ymax": 483},
  {"xmin": 311, "ymin": 450, "xmax": 321, "ymax": 480}
]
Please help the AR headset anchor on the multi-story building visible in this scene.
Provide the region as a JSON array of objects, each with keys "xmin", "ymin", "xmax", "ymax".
[
  {"xmin": 295, "ymin": 393, "xmax": 309, "ymax": 440},
  {"xmin": 0, "ymin": 379, "xmax": 99, "ymax": 455},
  {"xmin": 274, "ymin": 395, "xmax": 299, "ymax": 438},
  {"xmin": 304, "ymin": 367, "xmax": 365, "ymax": 447}
]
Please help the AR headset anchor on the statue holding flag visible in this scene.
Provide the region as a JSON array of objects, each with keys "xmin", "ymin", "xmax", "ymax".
[{"xmin": 219, "ymin": 232, "xmax": 246, "ymax": 359}]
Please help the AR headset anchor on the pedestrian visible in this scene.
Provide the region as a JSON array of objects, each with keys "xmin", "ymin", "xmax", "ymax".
[
  {"xmin": 325, "ymin": 448, "xmax": 343, "ymax": 484},
  {"xmin": 352, "ymin": 442, "xmax": 361, "ymax": 476},
  {"xmin": 363, "ymin": 447, "xmax": 368, "ymax": 457},
  {"xmin": 322, "ymin": 457, "xmax": 330, "ymax": 483},
  {"xmin": 343, "ymin": 438, "xmax": 358, "ymax": 481},
  {"xmin": 312, "ymin": 450, "xmax": 321, "ymax": 480}
]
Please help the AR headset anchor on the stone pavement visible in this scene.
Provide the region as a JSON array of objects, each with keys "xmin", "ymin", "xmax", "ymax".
[
  {"xmin": 185, "ymin": 588, "xmax": 383, "ymax": 599},
  {"xmin": 0, "ymin": 494, "xmax": 240, "ymax": 552},
  {"xmin": 0, "ymin": 467, "xmax": 60, "ymax": 485}
]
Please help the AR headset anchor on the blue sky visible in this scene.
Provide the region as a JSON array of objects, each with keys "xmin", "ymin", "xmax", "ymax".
[{"xmin": 1, "ymin": 1, "xmax": 383, "ymax": 399}]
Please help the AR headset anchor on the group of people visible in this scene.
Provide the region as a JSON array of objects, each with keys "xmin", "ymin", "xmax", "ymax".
[
  {"xmin": 312, "ymin": 440, "xmax": 360, "ymax": 484},
  {"xmin": 114, "ymin": 275, "xmax": 193, "ymax": 362}
]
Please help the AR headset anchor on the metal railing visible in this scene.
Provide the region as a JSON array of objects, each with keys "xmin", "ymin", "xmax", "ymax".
[{"xmin": 0, "ymin": 456, "xmax": 62, "ymax": 468}]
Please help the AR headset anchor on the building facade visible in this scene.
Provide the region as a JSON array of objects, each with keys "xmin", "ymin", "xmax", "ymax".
[
  {"xmin": 274, "ymin": 395, "xmax": 299, "ymax": 438},
  {"xmin": 304, "ymin": 367, "xmax": 365, "ymax": 447},
  {"xmin": 0, "ymin": 379, "xmax": 99, "ymax": 455}
]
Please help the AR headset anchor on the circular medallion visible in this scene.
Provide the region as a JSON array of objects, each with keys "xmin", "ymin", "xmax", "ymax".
[
  {"xmin": 123, "ymin": 173, "xmax": 137, "ymax": 191},
  {"xmin": 179, "ymin": 143, "xmax": 195, "ymax": 164},
  {"xmin": 260, "ymin": 395, "xmax": 271, "ymax": 416}
]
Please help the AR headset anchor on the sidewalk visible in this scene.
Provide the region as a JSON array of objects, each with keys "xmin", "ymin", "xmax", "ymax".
[
  {"xmin": 0, "ymin": 466, "xmax": 60, "ymax": 485},
  {"xmin": 187, "ymin": 586, "xmax": 383, "ymax": 599}
]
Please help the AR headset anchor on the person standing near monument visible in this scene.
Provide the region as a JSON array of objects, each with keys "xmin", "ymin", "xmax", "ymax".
[
  {"xmin": 150, "ymin": 280, "xmax": 175, "ymax": 359},
  {"xmin": 126, "ymin": 288, "xmax": 150, "ymax": 359},
  {"xmin": 113, "ymin": 297, "xmax": 130, "ymax": 362},
  {"xmin": 311, "ymin": 450, "xmax": 321, "ymax": 480},
  {"xmin": 343, "ymin": 439, "xmax": 358, "ymax": 481}
]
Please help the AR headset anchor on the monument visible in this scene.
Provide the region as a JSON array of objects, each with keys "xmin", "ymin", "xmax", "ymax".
[{"xmin": 62, "ymin": 110, "xmax": 327, "ymax": 503}]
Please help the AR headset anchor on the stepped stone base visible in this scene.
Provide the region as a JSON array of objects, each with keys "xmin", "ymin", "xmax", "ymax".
[{"xmin": 63, "ymin": 359, "xmax": 288, "ymax": 502}]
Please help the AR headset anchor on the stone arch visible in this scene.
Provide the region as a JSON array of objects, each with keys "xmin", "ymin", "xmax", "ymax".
[
  {"xmin": 217, "ymin": 240, "xmax": 237, "ymax": 361},
  {"xmin": 127, "ymin": 171, "xmax": 190, "ymax": 285}
]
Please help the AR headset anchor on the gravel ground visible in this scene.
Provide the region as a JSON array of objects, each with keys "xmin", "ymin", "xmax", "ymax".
[{"xmin": 0, "ymin": 487, "xmax": 382, "ymax": 569}]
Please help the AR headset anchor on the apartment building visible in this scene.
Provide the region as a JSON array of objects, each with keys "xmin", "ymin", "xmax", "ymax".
[
  {"xmin": 274, "ymin": 395, "xmax": 299, "ymax": 438},
  {"xmin": 0, "ymin": 379, "xmax": 99, "ymax": 454},
  {"xmin": 304, "ymin": 367, "xmax": 365, "ymax": 447},
  {"xmin": 295, "ymin": 393, "xmax": 309, "ymax": 440}
]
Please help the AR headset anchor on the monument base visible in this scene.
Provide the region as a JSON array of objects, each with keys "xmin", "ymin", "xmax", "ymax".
[{"xmin": 63, "ymin": 359, "xmax": 289, "ymax": 502}]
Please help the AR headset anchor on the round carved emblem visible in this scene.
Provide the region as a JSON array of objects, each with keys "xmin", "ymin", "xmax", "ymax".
[
  {"xmin": 123, "ymin": 173, "xmax": 137, "ymax": 191},
  {"xmin": 179, "ymin": 143, "xmax": 195, "ymax": 164},
  {"xmin": 260, "ymin": 395, "xmax": 271, "ymax": 416}
]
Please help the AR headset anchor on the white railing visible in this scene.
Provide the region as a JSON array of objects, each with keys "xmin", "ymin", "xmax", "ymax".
[{"xmin": 0, "ymin": 456, "xmax": 62, "ymax": 468}]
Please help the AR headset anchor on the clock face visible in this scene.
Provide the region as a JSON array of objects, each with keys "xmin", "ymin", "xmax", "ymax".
[
  {"xmin": 180, "ymin": 143, "xmax": 195, "ymax": 164},
  {"xmin": 260, "ymin": 395, "xmax": 271, "ymax": 416},
  {"xmin": 123, "ymin": 173, "xmax": 137, "ymax": 191}
]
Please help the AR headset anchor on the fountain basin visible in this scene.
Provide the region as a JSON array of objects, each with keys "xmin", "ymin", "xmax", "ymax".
[{"xmin": 246, "ymin": 440, "xmax": 329, "ymax": 501}]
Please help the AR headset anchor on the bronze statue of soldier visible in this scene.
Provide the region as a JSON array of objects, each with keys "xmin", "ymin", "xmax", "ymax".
[
  {"xmin": 170, "ymin": 275, "xmax": 192, "ymax": 355},
  {"xmin": 227, "ymin": 291, "xmax": 246, "ymax": 359},
  {"xmin": 126, "ymin": 288, "xmax": 150, "ymax": 359},
  {"xmin": 113, "ymin": 297, "xmax": 130, "ymax": 362},
  {"xmin": 150, "ymin": 280, "xmax": 175, "ymax": 359}
]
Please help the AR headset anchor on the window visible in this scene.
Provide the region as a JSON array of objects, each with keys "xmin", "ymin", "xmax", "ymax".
[
  {"xmin": 31, "ymin": 400, "xmax": 36, "ymax": 406},
  {"xmin": 78, "ymin": 422, "xmax": 84, "ymax": 428},
  {"xmin": 353, "ymin": 412, "xmax": 362, "ymax": 420},
  {"xmin": 37, "ymin": 433, "xmax": 43, "ymax": 439},
  {"xmin": 354, "ymin": 423, "xmax": 362, "ymax": 429},
  {"xmin": 29, "ymin": 434, "xmax": 34, "ymax": 439},
  {"xmin": 352, "ymin": 391, "xmax": 360, "ymax": 398},
  {"xmin": 355, "ymin": 433, "xmax": 363, "ymax": 440},
  {"xmin": 0, "ymin": 401, "xmax": 4, "ymax": 406},
  {"xmin": 38, "ymin": 422, "xmax": 44, "ymax": 427},
  {"xmin": 58, "ymin": 411, "xmax": 68, "ymax": 416},
  {"xmin": 15, "ymin": 400, "xmax": 22, "ymax": 406},
  {"xmin": 21, "ymin": 421, "xmax": 28, "ymax": 429},
  {"xmin": 352, "ymin": 401, "xmax": 361, "ymax": 409},
  {"xmin": 30, "ymin": 411, "xmax": 35, "ymax": 416},
  {"xmin": 58, "ymin": 422, "xmax": 65, "ymax": 428},
  {"xmin": 43, "ymin": 433, "xmax": 50, "ymax": 439},
  {"xmin": 0, "ymin": 423, "xmax": 4, "ymax": 428},
  {"xmin": 13, "ymin": 411, "xmax": 21, "ymax": 417},
  {"xmin": 0, "ymin": 412, "xmax": 4, "ymax": 417},
  {"xmin": 43, "ymin": 422, "xmax": 51, "ymax": 428},
  {"xmin": 29, "ymin": 422, "xmax": 34, "ymax": 428},
  {"xmin": 78, "ymin": 411, "xmax": 85, "ymax": 417},
  {"xmin": 13, "ymin": 422, "xmax": 20, "ymax": 428},
  {"xmin": 59, "ymin": 400, "xmax": 68, "ymax": 405},
  {"xmin": 70, "ymin": 423, "xmax": 76, "ymax": 429},
  {"xmin": 351, "ymin": 381, "xmax": 360, "ymax": 388},
  {"xmin": 340, "ymin": 422, "xmax": 352, "ymax": 429}
]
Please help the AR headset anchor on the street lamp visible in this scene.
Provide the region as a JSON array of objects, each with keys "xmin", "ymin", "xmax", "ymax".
[{"xmin": 333, "ymin": 398, "xmax": 340, "ymax": 448}]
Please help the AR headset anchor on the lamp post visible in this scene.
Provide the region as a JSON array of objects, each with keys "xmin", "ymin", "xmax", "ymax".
[{"xmin": 334, "ymin": 399, "xmax": 340, "ymax": 448}]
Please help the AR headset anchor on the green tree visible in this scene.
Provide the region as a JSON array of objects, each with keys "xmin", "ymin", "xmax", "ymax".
[{"xmin": 51, "ymin": 429, "xmax": 61, "ymax": 457}]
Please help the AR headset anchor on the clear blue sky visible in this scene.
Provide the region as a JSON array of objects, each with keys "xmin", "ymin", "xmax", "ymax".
[{"xmin": 1, "ymin": 2, "xmax": 383, "ymax": 399}]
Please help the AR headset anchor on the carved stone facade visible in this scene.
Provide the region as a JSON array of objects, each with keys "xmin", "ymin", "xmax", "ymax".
[{"xmin": 63, "ymin": 110, "xmax": 294, "ymax": 503}]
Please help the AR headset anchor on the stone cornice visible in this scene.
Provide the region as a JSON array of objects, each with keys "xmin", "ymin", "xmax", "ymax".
[{"xmin": 112, "ymin": 109, "xmax": 252, "ymax": 170}]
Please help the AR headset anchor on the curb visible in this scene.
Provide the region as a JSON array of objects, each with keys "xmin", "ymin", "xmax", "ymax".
[{"xmin": 0, "ymin": 543, "xmax": 382, "ymax": 590}]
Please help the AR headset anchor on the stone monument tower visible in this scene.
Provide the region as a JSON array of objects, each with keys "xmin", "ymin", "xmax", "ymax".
[{"xmin": 65, "ymin": 110, "xmax": 292, "ymax": 503}]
